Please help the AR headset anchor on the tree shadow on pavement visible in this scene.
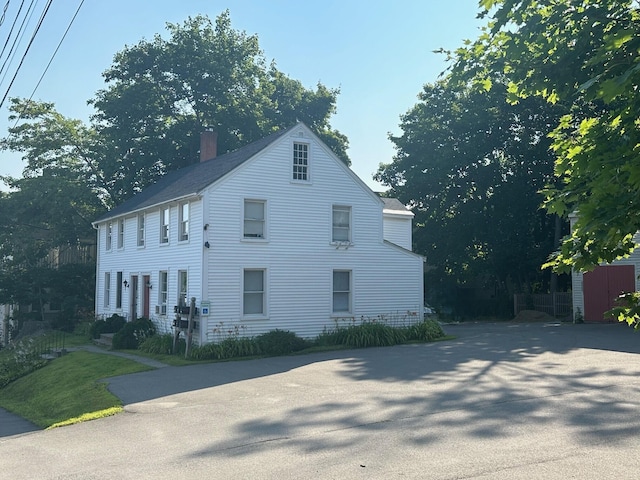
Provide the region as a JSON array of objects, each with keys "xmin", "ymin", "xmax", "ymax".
[{"xmin": 179, "ymin": 323, "xmax": 640, "ymax": 461}]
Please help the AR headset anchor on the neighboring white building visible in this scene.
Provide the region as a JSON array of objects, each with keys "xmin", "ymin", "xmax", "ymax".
[{"xmin": 92, "ymin": 123, "xmax": 424, "ymax": 343}]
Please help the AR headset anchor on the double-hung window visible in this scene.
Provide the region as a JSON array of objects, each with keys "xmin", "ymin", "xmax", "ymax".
[
  {"xmin": 106, "ymin": 222, "xmax": 113, "ymax": 251},
  {"xmin": 104, "ymin": 272, "xmax": 111, "ymax": 308},
  {"xmin": 332, "ymin": 205, "xmax": 351, "ymax": 243},
  {"xmin": 116, "ymin": 271, "xmax": 123, "ymax": 309},
  {"xmin": 243, "ymin": 269, "xmax": 265, "ymax": 316},
  {"xmin": 159, "ymin": 271, "xmax": 168, "ymax": 315},
  {"xmin": 179, "ymin": 203, "xmax": 189, "ymax": 241},
  {"xmin": 244, "ymin": 200, "xmax": 265, "ymax": 239},
  {"xmin": 293, "ymin": 142, "xmax": 309, "ymax": 181},
  {"xmin": 333, "ymin": 270, "xmax": 351, "ymax": 314},
  {"xmin": 117, "ymin": 219, "xmax": 124, "ymax": 249},
  {"xmin": 137, "ymin": 214, "xmax": 145, "ymax": 247},
  {"xmin": 178, "ymin": 270, "xmax": 188, "ymax": 306},
  {"xmin": 160, "ymin": 207, "xmax": 170, "ymax": 244}
]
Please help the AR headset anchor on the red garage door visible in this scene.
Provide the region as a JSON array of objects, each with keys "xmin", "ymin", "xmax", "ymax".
[{"xmin": 583, "ymin": 265, "xmax": 635, "ymax": 322}]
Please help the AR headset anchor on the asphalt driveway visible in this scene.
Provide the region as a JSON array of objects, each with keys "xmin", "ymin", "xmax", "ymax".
[{"xmin": 2, "ymin": 322, "xmax": 640, "ymax": 479}]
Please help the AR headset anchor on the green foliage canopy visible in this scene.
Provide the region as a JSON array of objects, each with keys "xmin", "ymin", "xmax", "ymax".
[
  {"xmin": 450, "ymin": 0, "xmax": 640, "ymax": 274},
  {"xmin": 376, "ymin": 80, "xmax": 565, "ymax": 307},
  {"xmin": 90, "ymin": 12, "xmax": 348, "ymax": 203}
]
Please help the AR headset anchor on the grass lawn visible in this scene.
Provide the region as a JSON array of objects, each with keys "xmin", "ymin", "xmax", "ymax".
[{"xmin": 0, "ymin": 350, "xmax": 153, "ymax": 428}]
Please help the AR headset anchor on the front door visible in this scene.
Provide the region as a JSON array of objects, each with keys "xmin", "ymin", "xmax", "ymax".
[
  {"xmin": 130, "ymin": 275, "xmax": 139, "ymax": 320},
  {"xmin": 143, "ymin": 275, "xmax": 151, "ymax": 318}
]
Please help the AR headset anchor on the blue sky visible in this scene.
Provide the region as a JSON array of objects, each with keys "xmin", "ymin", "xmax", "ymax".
[{"xmin": 0, "ymin": 0, "xmax": 483, "ymax": 190}]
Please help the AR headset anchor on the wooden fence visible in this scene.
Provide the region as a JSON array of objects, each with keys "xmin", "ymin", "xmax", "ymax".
[{"xmin": 513, "ymin": 293, "xmax": 572, "ymax": 318}]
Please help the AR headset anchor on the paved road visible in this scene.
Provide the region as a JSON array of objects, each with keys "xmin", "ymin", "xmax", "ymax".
[{"xmin": 2, "ymin": 322, "xmax": 640, "ymax": 479}]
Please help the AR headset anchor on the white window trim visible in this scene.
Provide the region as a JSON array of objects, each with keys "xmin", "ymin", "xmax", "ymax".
[
  {"xmin": 160, "ymin": 207, "xmax": 170, "ymax": 245},
  {"xmin": 159, "ymin": 270, "xmax": 168, "ymax": 315},
  {"xmin": 104, "ymin": 272, "xmax": 111, "ymax": 308},
  {"xmin": 242, "ymin": 199, "xmax": 268, "ymax": 242},
  {"xmin": 242, "ymin": 267, "xmax": 268, "ymax": 319},
  {"xmin": 177, "ymin": 269, "xmax": 188, "ymax": 307},
  {"xmin": 332, "ymin": 269, "xmax": 352, "ymax": 315},
  {"xmin": 117, "ymin": 219, "xmax": 125, "ymax": 249},
  {"xmin": 331, "ymin": 205, "xmax": 353, "ymax": 245},
  {"xmin": 291, "ymin": 140, "xmax": 311, "ymax": 184},
  {"xmin": 105, "ymin": 222, "xmax": 113, "ymax": 251},
  {"xmin": 137, "ymin": 214, "xmax": 145, "ymax": 248},
  {"xmin": 179, "ymin": 202, "xmax": 189, "ymax": 242}
]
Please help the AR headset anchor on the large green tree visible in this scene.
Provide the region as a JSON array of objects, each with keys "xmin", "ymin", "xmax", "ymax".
[
  {"xmin": 376, "ymin": 80, "xmax": 565, "ymax": 315},
  {"xmin": 449, "ymin": 0, "xmax": 640, "ymax": 325},
  {"xmin": 91, "ymin": 11, "xmax": 348, "ymax": 203}
]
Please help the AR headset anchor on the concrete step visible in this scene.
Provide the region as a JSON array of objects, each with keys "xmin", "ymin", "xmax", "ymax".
[{"xmin": 94, "ymin": 333, "xmax": 114, "ymax": 347}]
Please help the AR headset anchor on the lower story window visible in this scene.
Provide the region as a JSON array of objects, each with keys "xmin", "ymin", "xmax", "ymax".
[
  {"xmin": 159, "ymin": 271, "xmax": 168, "ymax": 314},
  {"xmin": 178, "ymin": 270, "xmax": 188, "ymax": 306},
  {"xmin": 333, "ymin": 270, "xmax": 351, "ymax": 313},
  {"xmin": 243, "ymin": 269, "xmax": 265, "ymax": 315}
]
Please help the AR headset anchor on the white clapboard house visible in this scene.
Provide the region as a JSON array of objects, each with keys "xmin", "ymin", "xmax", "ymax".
[{"xmin": 92, "ymin": 123, "xmax": 424, "ymax": 343}]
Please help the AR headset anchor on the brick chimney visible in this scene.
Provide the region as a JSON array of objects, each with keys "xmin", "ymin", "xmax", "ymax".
[{"xmin": 200, "ymin": 130, "xmax": 218, "ymax": 162}]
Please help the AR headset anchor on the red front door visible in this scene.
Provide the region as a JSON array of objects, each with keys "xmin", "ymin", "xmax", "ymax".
[{"xmin": 583, "ymin": 265, "xmax": 635, "ymax": 322}]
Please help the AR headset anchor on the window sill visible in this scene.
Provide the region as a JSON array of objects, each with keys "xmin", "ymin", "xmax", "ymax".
[
  {"xmin": 290, "ymin": 179, "xmax": 312, "ymax": 185},
  {"xmin": 241, "ymin": 315, "xmax": 269, "ymax": 321},
  {"xmin": 330, "ymin": 241, "xmax": 354, "ymax": 248},
  {"xmin": 241, "ymin": 237, "xmax": 268, "ymax": 243}
]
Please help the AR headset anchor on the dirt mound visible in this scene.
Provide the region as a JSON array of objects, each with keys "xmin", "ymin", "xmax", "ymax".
[{"xmin": 512, "ymin": 310, "xmax": 557, "ymax": 323}]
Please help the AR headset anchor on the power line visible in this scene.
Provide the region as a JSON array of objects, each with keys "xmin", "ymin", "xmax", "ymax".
[
  {"xmin": 0, "ymin": 1, "xmax": 27, "ymax": 64},
  {"xmin": 14, "ymin": 0, "xmax": 85, "ymax": 127},
  {"xmin": 0, "ymin": 0, "xmax": 53, "ymax": 109},
  {"xmin": 0, "ymin": 0, "xmax": 37, "ymax": 81}
]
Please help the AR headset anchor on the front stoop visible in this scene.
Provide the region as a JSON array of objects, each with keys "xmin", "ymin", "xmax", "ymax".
[{"xmin": 94, "ymin": 333, "xmax": 114, "ymax": 348}]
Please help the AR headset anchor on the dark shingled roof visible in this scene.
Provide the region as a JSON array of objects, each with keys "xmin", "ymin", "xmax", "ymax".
[
  {"xmin": 381, "ymin": 197, "xmax": 410, "ymax": 212},
  {"xmin": 94, "ymin": 125, "xmax": 295, "ymax": 224}
]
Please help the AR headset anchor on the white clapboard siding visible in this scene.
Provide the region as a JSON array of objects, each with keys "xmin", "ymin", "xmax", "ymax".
[
  {"xmin": 95, "ymin": 123, "xmax": 424, "ymax": 343},
  {"xmin": 199, "ymin": 126, "xmax": 423, "ymax": 339},
  {"xmin": 95, "ymin": 199, "xmax": 204, "ymax": 332},
  {"xmin": 383, "ymin": 213, "xmax": 413, "ymax": 250}
]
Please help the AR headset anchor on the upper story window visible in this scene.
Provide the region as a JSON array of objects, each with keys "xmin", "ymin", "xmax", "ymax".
[
  {"xmin": 332, "ymin": 205, "xmax": 351, "ymax": 243},
  {"xmin": 106, "ymin": 222, "xmax": 113, "ymax": 251},
  {"xmin": 137, "ymin": 214, "xmax": 145, "ymax": 247},
  {"xmin": 117, "ymin": 219, "xmax": 124, "ymax": 249},
  {"xmin": 244, "ymin": 200, "xmax": 266, "ymax": 239},
  {"xmin": 160, "ymin": 207, "xmax": 170, "ymax": 244},
  {"xmin": 179, "ymin": 203, "xmax": 189, "ymax": 241},
  {"xmin": 293, "ymin": 142, "xmax": 309, "ymax": 181}
]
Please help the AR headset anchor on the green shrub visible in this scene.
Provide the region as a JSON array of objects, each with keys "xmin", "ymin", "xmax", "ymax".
[
  {"xmin": 112, "ymin": 318, "xmax": 156, "ymax": 350},
  {"xmin": 89, "ymin": 314, "xmax": 127, "ymax": 339},
  {"xmin": 105, "ymin": 314, "xmax": 126, "ymax": 333},
  {"xmin": 190, "ymin": 337, "xmax": 260, "ymax": 360},
  {"xmin": 338, "ymin": 322, "xmax": 406, "ymax": 348},
  {"xmin": 139, "ymin": 334, "xmax": 185, "ymax": 355},
  {"xmin": 255, "ymin": 329, "xmax": 309, "ymax": 356},
  {"xmin": 89, "ymin": 320, "xmax": 107, "ymax": 339},
  {"xmin": 0, "ymin": 338, "xmax": 48, "ymax": 388},
  {"xmin": 407, "ymin": 319, "xmax": 445, "ymax": 342}
]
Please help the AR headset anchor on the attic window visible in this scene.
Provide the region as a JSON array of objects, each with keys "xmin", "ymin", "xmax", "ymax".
[{"xmin": 293, "ymin": 142, "xmax": 309, "ymax": 181}]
